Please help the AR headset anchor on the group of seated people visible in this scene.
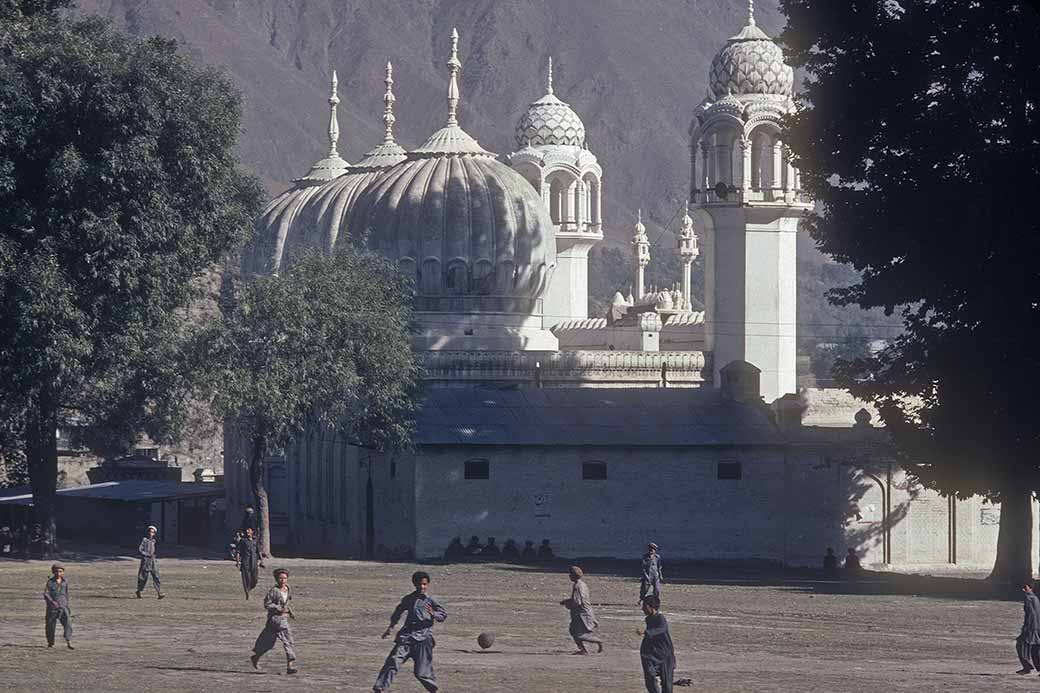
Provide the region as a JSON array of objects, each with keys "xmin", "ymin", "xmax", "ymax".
[
  {"xmin": 822, "ymin": 546, "xmax": 862, "ymax": 576},
  {"xmin": 443, "ymin": 535, "xmax": 556, "ymax": 562},
  {"xmin": 0, "ymin": 523, "xmax": 53, "ymax": 559}
]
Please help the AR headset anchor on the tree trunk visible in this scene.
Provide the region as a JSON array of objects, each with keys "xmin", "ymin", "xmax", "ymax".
[
  {"xmin": 989, "ymin": 486, "xmax": 1033, "ymax": 585},
  {"xmin": 26, "ymin": 395, "xmax": 59, "ymax": 557},
  {"xmin": 249, "ymin": 434, "xmax": 273, "ymax": 559}
]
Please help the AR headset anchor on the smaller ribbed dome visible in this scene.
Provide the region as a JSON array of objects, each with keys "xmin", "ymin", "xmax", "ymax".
[
  {"xmin": 708, "ymin": 6, "xmax": 794, "ymax": 100},
  {"xmin": 514, "ymin": 57, "xmax": 586, "ymax": 148}
]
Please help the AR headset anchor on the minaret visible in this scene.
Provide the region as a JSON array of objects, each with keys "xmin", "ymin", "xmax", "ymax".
[
  {"xmin": 633, "ymin": 209, "xmax": 650, "ymax": 300},
  {"xmin": 677, "ymin": 200, "xmax": 699, "ymax": 310},
  {"xmin": 690, "ymin": 0, "xmax": 807, "ymax": 401},
  {"xmin": 507, "ymin": 55, "xmax": 602, "ymax": 326}
]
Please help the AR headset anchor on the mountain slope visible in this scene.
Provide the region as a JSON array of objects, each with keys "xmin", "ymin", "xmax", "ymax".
[{"xmin": 74, "ymin": 0, "xmax": 900, "ymax": 343}]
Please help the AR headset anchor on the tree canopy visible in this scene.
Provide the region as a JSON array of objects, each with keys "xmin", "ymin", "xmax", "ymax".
[
  {"xmin": 0, "ymin": 9, "xmax": 264, "ymax": 542},
  {"xmin": 200, "ymin": 246, "xmax": 420, "ymax": 555},
  {"xmin": 780, "ymin": 0, "xmax": 1040, "ymax": 580}
]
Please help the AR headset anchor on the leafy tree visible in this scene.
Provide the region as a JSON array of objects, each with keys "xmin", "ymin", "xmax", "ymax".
[
  {"xmin": 0, "ymin": 11, "xmax": 264, "ymax": 547},
  {"xmin": 780, "ymin": 0, "xmax": 1040, "ymax": 581},
  {"xmin": 199, "ymin": 247, "xmax": 419, "ymax": 557}
]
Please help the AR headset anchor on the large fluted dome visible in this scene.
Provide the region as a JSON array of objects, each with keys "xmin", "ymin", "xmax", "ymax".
[
  {"xmin": 708, "ymin": 21, "xmax": 794, "ymax": 100},
  {"xmin": 515, "ymin": 92, "xmax": 586, "ymax": 148},
  {"xmin": 348, "ymin": 124, "xmax": 556, "ymax": 314}
]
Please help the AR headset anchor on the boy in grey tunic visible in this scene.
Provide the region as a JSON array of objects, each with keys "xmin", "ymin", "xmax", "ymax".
[
  {"xmin": 251, "ymin": 568, "xmax": 298, "ymax": 674},
  {"xmin": 373, "ymin": 570, "xmax": 447, "ymax": 692},
  {"xmin": 43, "ymin": 564, "xmax": 73, "ymax": 649},
  {"xmin": 135, "ymin": 526, "xmax": 164, "ymax": 599},
  {"xmin": 640, "ymin": 542, "xmax": 664, "ymax": 605},
  {"xmin": 561, "ymin": 565, "xmax": 603, "ymax": 654}
]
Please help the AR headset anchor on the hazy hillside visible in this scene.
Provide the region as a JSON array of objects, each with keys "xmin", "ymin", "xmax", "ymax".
[{"xmin": 75, "ymin": 0, "xmax": 901, "ymax": 346}]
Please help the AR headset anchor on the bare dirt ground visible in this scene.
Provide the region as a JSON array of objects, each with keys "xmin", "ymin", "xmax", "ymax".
[{"xmin": 0, "ymin": 550, "xmax": 1034, "ymax": 692}]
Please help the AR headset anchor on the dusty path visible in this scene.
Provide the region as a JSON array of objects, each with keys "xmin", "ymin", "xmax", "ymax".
[{"xmin": 0, "ymin": 555, "xmax": 1032, "ymax": 692}]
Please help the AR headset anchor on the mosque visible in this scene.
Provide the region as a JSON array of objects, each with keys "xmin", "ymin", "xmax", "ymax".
[{"xmin": 226, "ymin": 6, "xmax": 1014, "ymax": 569}]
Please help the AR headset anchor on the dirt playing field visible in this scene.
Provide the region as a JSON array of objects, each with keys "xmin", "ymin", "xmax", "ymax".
[{"xmin": 0, "ymin": 549, "xmax": 1035, "ymax": 692}]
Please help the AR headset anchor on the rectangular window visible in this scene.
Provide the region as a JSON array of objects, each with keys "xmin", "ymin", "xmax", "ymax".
[
  {"xmin": 464, "ymin": 459, "xmax": 489, "ymax": 480},
  {"xmin": 717, "ymin": 461, "xmax": 742, "ymax": 480},
  {"xmin": 582, "ymin": 461, "xmax": 608, "ymax": 480},
  {"xmin": 390, "ymin": 459, "xmax": 397, "ymax": 479}
]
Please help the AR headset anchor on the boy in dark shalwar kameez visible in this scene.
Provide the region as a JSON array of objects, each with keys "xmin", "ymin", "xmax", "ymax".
[
  {"xmin": 136, "ymin": 526, "xmax": 164, "ymax": 599},
  {"xmin": 373, "ymin": 570, "xmax": 447, "ymax": 692},
  {"xmin": 236, "ymin": 527, "xmax": 260, "ymax": 599},
  {"xmin": 638, "ymin": 595, "xmax": 675, "ymax": 693},
  {"xmin": 43, "ymin": 564, "xmax": 73, "ymax": 649},
  {"xmin": 1016, "ymin": 582, "xmax": 1040, "ymax": 674},
  {"xmin": 560, "ymin": 565, "xmax": 603, "ymax": 654},
  {"xmin": 251, "ymin": 568, "xmax": 298, "ymax": 674}
]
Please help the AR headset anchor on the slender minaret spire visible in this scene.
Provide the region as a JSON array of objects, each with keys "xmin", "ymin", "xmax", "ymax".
[
  {"xmin": 633, "ymin": 209, "xmax": 651, "ymax": 301},
  {"xmin": 327, "ymin": 70, "xmax": 340, "ymax": 156},
  {"xmin": 547, "ymin": 56, "xmax": 554, "ymax": 95},
  {"xmin": 382, "ymin": 61, "xmax": 397, "ymax": 145},
  {"xmin": 446, "ymin": 28, "xmax": 461, "ymax": 127},
  {"xmin": 748, "ymin": 0, "xmax": 755, "ymax": 26},
  {"xmin": 678, "ymin": 200, "xmax": 699, "ymax": 311}
]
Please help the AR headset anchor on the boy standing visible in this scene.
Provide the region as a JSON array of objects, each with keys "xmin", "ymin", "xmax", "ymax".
[
  {"xmin": 43, "ymin": 564, "xmax": 73, "ymax": 649},
  {"xmin": 136, "ymin": 526, "xmax": 164, "ymax": 599},
  {"xmin": 639, "ymin": 542, "xmax": 664, "ymax": 605},
  {"xmin": 250, "ymin": 568, "xmax": 298, "ymax": 674},
  {"xmin": 236, "ymin": 527, "xmax": 260, "ymax": 599},
  {"xmin": 373, "ymin": 570, "xmax": 448, "ymax": 692},
  {"xmin": 1016, "ymin": 582, "xmax": 1040, "ymax": 674},
  {"xmin": 638, "ymin": 595, "xmax": 675, "ymax": 693}
]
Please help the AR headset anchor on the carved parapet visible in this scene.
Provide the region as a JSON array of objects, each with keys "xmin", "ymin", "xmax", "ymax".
[{"xmin": 419, "ymin": 350, "xmax": 710, "ymax": 387}]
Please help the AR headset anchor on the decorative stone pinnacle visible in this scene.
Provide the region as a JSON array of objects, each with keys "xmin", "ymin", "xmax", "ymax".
[
  {"xmin": 383, "ymin": 61, "xmax": 397, "ymax": 145},
  {"xmin": 748, "ymin": 0, "xmax": 755, "ymax": 26},
  {"xmin": 446, "ymin": 28, "xmax": 461, "ymax": 127},
  {"xmin": 547, "ymin": 56, "xmax": 554, "ymax": 95},
  {"xmin": 328, "ymin": 70, "xmax": 340, "ymax": 156}
]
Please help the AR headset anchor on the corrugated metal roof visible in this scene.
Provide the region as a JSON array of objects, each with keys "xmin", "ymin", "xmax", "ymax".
[
  {"xmin": 415, "ymin": 386, "xmax": 781, "ymax": 447},
  {"xmin": 0, "ymin": 480, "xmax": 224, "ymax": 506}
]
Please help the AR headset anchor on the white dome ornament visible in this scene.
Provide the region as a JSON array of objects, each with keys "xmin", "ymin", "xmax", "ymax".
[
  {"xmin": 355, "ymin": 61, "xmax": 408, "ymax": 169},
  {"xmin": 514, "ymin": 57, "xmax": 587, "ymax": 148},
  {"xmin": 707, "ymin": 0, "xmax": 794, "ymax": 100},
  {"xmin": 294, "ymin": 70, "xmax": 351, "ymax": 184}
]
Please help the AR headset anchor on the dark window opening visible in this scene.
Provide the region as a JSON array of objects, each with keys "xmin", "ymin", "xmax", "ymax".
[
  {"xmin": 582, "ymin": 461, "xmax": 608, "ymax": 480},
  {"xmin": 717, "ymin": 462, "xmax": 742, "ymax": 480},
  {"xmin": 390, "ymin": 460, "xmax": 397, "ymax": 479},
  {"xmin": 464, "ymin": 459, "xmax": 489, "ymax": 480}
]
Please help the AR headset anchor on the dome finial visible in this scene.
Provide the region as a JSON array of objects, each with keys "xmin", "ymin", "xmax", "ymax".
[
  {"xmin": 446, "ymin": 28, "xmax": 461, "ymax": 127},
  {"xmin": 327, "ymin": 69, "xmax": 341, "ymax": 156},
  {"xmin": 547, "ymin": 56, "xmax": 554, "ymax": 95},
  {"xmin": 382, "ymin": 61, "xmax": 397, "ymax": 145},
  {"xmin": 748, "ymin": 0, "xmax": 755, "ymax": 26}
]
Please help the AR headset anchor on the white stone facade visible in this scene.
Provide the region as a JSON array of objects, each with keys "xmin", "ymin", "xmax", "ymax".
[{"xmin": 227, "ymin": 14, "xmax": 1009, "ymax": 573}]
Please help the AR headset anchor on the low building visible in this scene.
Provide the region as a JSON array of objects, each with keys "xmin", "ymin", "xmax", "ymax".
[{"xmin": 0, "ymin": 480, "xmax": 224, "ymax": 548}]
